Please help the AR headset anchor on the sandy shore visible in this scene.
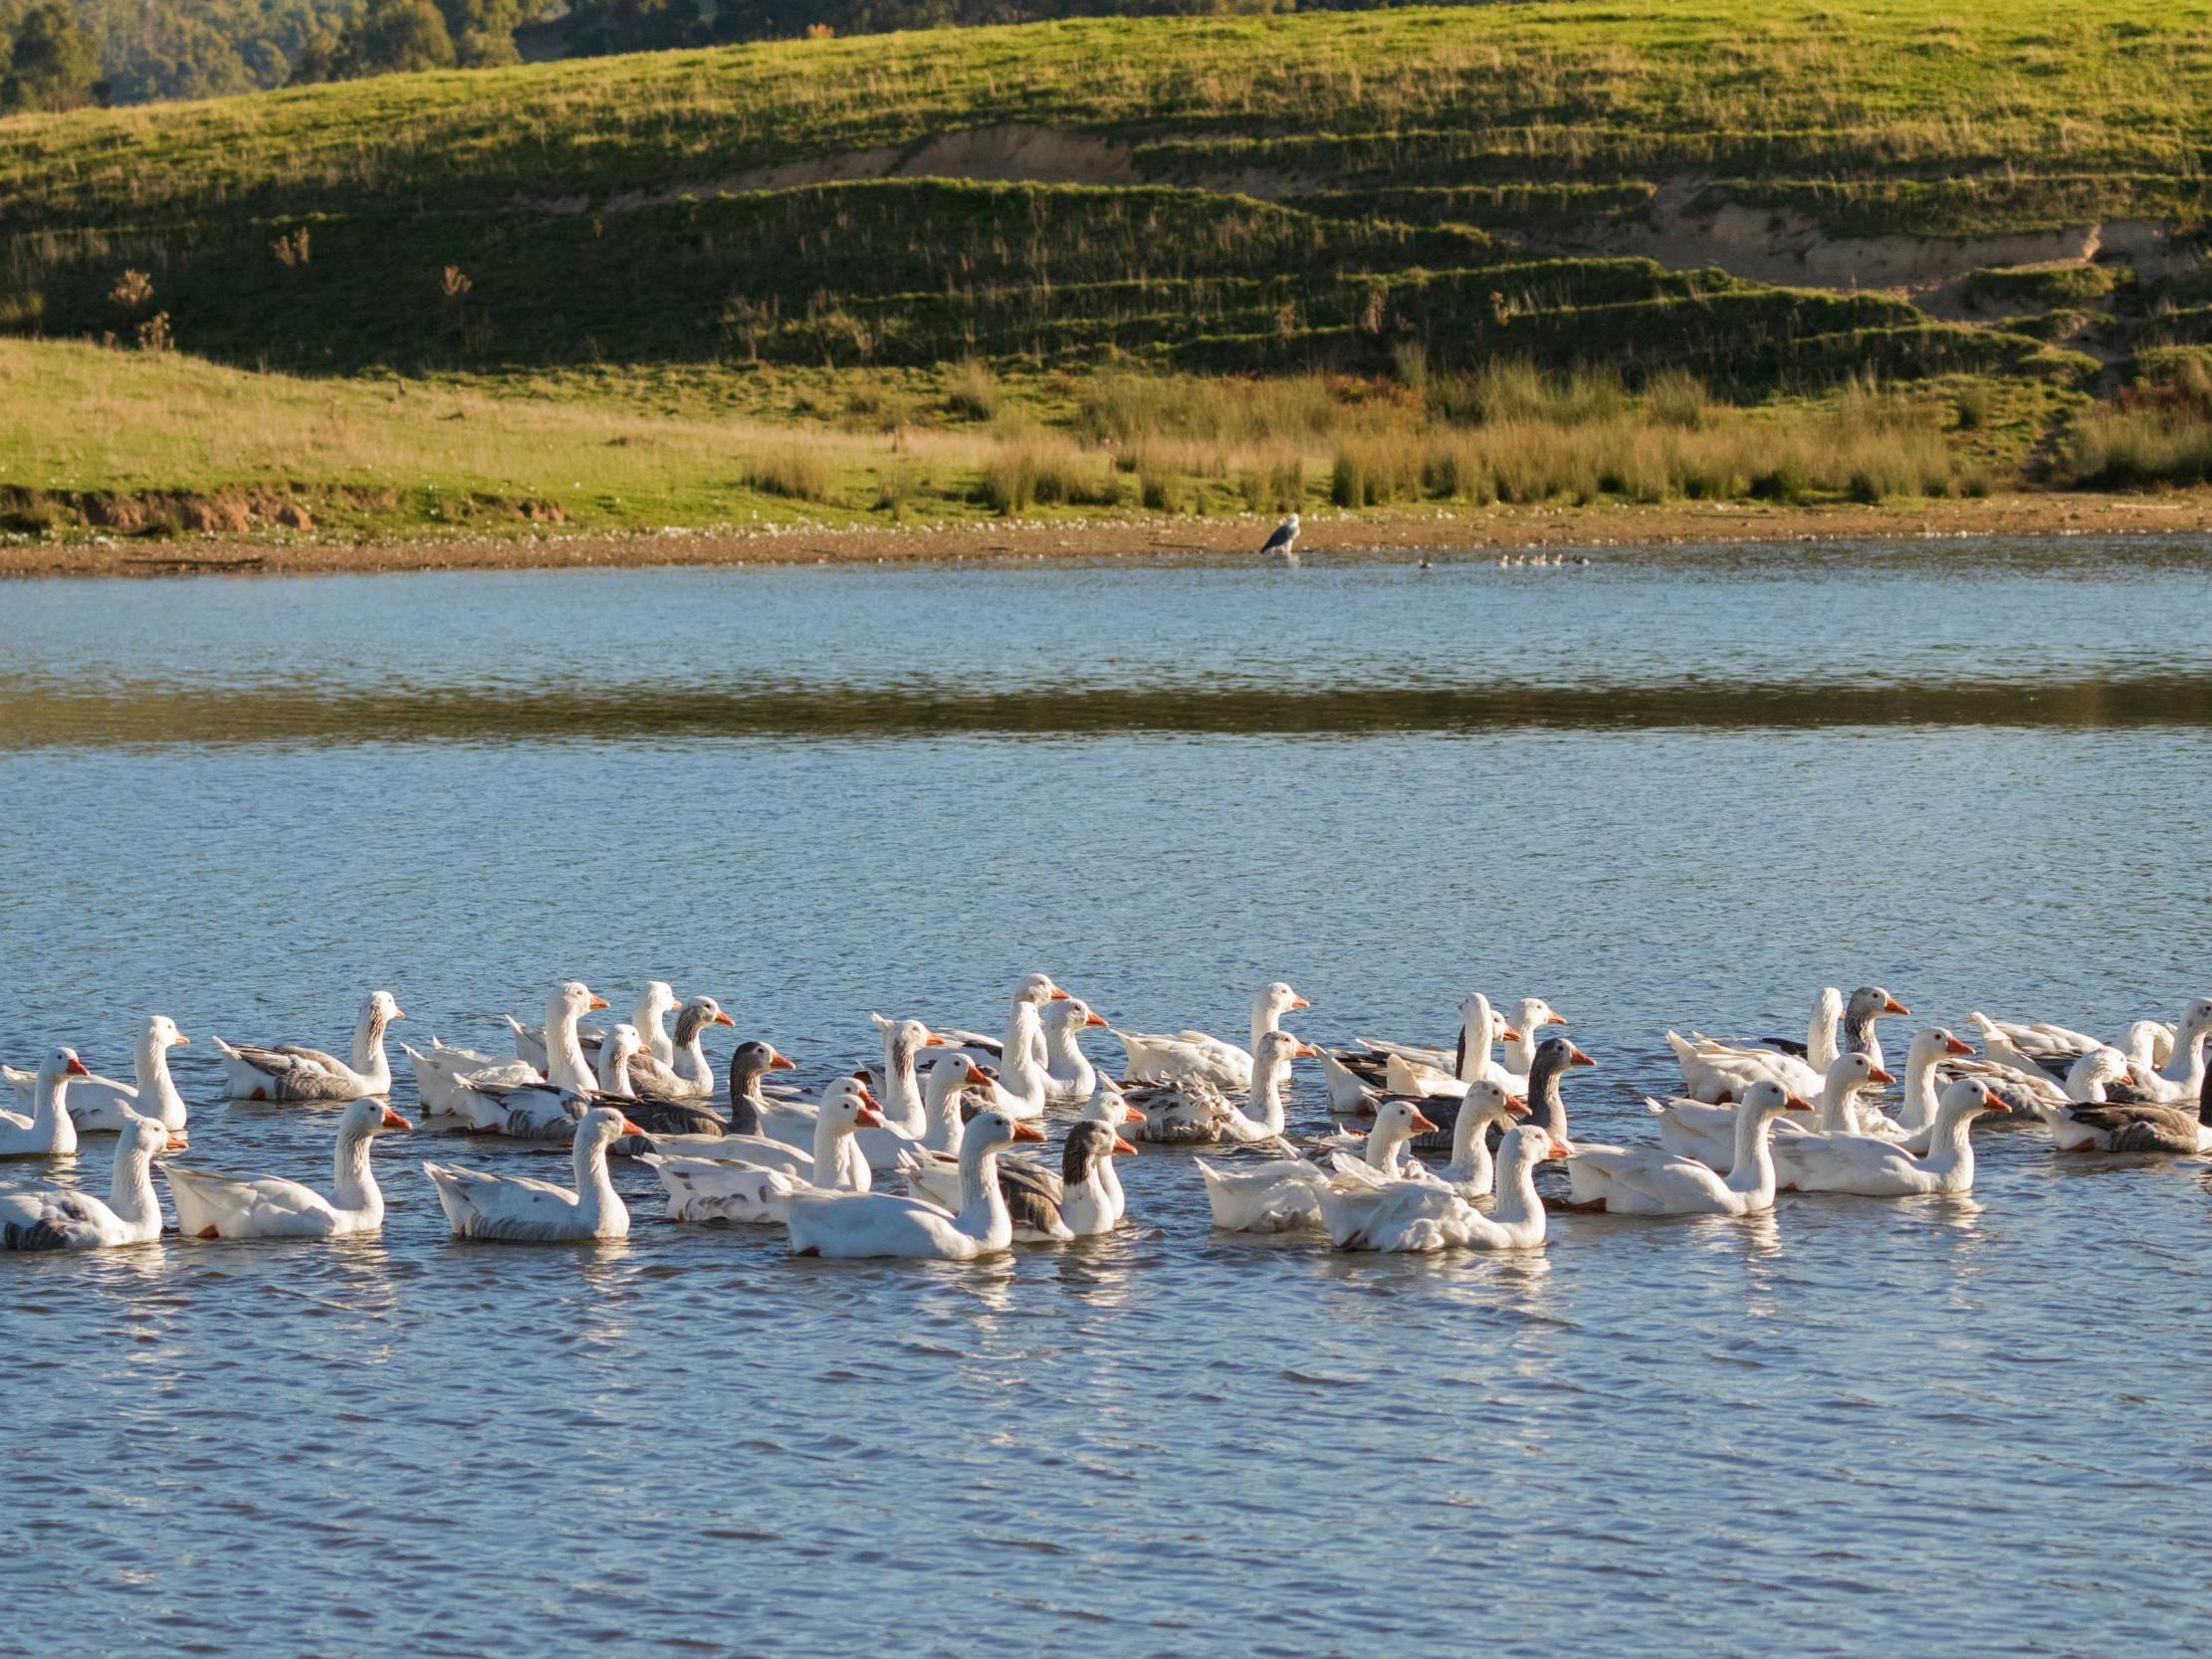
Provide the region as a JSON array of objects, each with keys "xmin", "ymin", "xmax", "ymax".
[{"xmin": 5, "ymin": 493, "xmax": 2211, "ymax": 578}]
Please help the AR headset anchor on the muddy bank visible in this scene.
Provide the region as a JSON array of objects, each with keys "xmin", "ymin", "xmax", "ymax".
[{"xmin": 4, "ymin": 494, "xmax": 2209, "ymax": 579}]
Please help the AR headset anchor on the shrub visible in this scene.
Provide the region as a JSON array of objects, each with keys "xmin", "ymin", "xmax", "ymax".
[
  {"xmin": 945, "ymin": 357, "xmax": 998, "ymax": 422},
  {"xmin": 742, "ymin": 448, "xmax": 836, "ymax": 503}
]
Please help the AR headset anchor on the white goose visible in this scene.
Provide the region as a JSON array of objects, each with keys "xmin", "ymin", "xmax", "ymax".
[
  {"xmin": 1041, "ymin": 997, "xmax": 1109, "ymax": 1103},
  {"xmin": 896, "ymin": 1054, "xmax": 1048, "ymax": 1209},
  {"xmin": 642, "ymin": 1086, "xmax": 883, "ymax": 1224},
  {"xmin": 786, "ymin": 1109, "xmax": 1045, "ymax": 1260},
  {"xmin": 2058, "ymin": 1066, "xmax": 2212, "ymax": 1153},
  {"xmin": 622, "ymin": 997, "xmax": 736, "ymax": 1098},
  {"xmin": 1890, "ymin": 1027, "xmax": 1981, "ymax": 1141},
  {"xmin": 1966, "ymin": 1010, "xmax": 2105, "ymax": 1080},
  {"xmin": 448, "ymin": 983, "xmax": 634, "ymax": 1139},
  {"xmin": 1568, "ymin": 1080, "xmax": 1798, "ymax": 1217},
  {"xmin": 1655, "ymin": 1052, "xmax": 1894, "ymax": 1169},
  {"xmin": 1326, "ymin": 1097, "xmax": 1443, "ymax": 1182},
  {"xmin": 4, "ymin": 1014, "xmax": 191, "ymax": 1135},
  {"xmin": 1670, "ymin": 986, "xmax": 1906, "ymax": 1103},
  {"xmin": 401, "ymin": 1036, "xmax": 542, "ymax": 1118},
  {"xmin": 2009, "ymin": 1047, "xmax": 2140, "ymax": 1148},
  {"xmin": 0, "ymin": 1111, "xmax": 179, "ymax": 1250},
  {"xmin": 1676, "ymin": 987, "xmax": 1844, "ymax": 1097},
  {"xmin": 1114, "ymin": 981, "xmax": 1308, "ymax": 1092},
  {"xmin": 425, "ymin": 1106, "xmax": 647, "ymax": 1242},
  {"xmin": 1402, "ymin": 1081, "xmax": 1529, "ymax": 1198},
  {"xmin": 508, "ymin": 980, "xmax": 674, "ymax": 1072},
  {"xmin": 936, "ymin": 972, "xmax": 1068, "ymax": 1071},
  {"xmin": 1495, "ymin": 997, "xmax": 1569, "ymax": 1080},
  {"xmin": 1134, "ymin": 1028, "xmax": 1310, "ymax": 1144},
  {"xmin": 1315, "ymin": 1123, "xmax": 1561, "ymax": 1253},
  {"xmin": 1336, "ymin": 991, "xmax": 1516, "ymax": 1097},
  {"xmin": 2117, "ymin": 998, "xmax": 2212, "ymax": 1105},
  {"xmin": 854, "ymin": 1017, "xmax": 951, "ymax": 1168},
  {"xmin": 594, "ymin": 1023, "xmax": 730, "ymax": 1132},
  {"xmin": 215, "ymin": 990, "xmax": 404, "ymax": 1102},
  {"xmin": 1054, "ymin": 1119, "xmax": 1139, "ymax": 1237},
  {"xmin": 165, "ymin": 1098, "xmax": 411, "ymax": 1239},
  {"xmin": 1777, "ymin": 1078, "xmax": 2012, "ymax": 1196},
  {"xmin": 644, "ymin": 1077, "xmax": 884, "ymax": 1182},
  {"xmin": 0, "ymin": 1047, "xmax": 89, "ymax": 1157}
]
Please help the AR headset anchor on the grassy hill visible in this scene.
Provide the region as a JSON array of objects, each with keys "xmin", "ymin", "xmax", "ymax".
[{"xmin": 4, "ymin": 0, "xmax": 2211, "ymax": 540}]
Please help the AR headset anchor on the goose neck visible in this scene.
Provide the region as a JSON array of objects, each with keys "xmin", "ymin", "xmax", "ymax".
[
  {"xmin": 1492, "ymin": 1141, "xmax": 1543, "ymax": 1226},
  {"xmin": 1727, "ymin": 1110, "xmax": 1779, "ymax": 1197},
  {"xmin": 958, "ymin": 1141, "xmax": 1010, "ymax": 1241},
  {"xmin": 1456, "ymin": 997, "xmax": 1493, "ymax": 1084},
  {"xmin": 333, "ymin": 1121, "xmax": 381, "ymax": 1214},
  {"xmin": 110, "ymin": 1138, "xmax": 162, "ymax": 1227}
]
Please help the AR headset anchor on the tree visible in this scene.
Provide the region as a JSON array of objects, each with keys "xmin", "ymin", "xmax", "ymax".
[
  {"xmin": 2, "ymin": 2, "xmax": 106, "ymax": 111},
  {"xmin": 328, "ymin": 0, "xmax": 456, "ymax": 79},
  {"xmin": 563, "ymin": 0, "xmax": 708, "ymax": 58}
]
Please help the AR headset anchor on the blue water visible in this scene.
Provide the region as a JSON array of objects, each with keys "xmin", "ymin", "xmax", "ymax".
[{"xmin": 3, "ymin": 540, "xmax": 2210, "ymax": 1656}]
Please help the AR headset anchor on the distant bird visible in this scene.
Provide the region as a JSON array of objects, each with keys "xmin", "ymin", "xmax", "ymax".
[
  {"xmin": 1417, "ymin": 553, "xmax": 1433, "ymax": 571},
  {"xmin": 1259, "ymin": 514, "xmax": 1300, "ymax": 565}
]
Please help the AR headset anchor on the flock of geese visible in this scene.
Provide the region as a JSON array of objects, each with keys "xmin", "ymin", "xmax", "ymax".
[{"xmin": 2, "ymin": 973, "xmax": 2206, "ymax": 1258}]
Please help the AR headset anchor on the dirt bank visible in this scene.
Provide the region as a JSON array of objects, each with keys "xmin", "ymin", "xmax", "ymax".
[{"xmin": 5, "ymin": 495, "xmax": 2209, "ymax": 579}]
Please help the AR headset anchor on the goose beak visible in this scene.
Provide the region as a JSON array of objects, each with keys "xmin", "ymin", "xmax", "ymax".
[
  {"xmin": 1884, "ymin": 996, "xmax": 1910, "ymax": 1016},
  {"xmin": 1112, "ymin": 1137, "xmax": 1139, "ymax": 1156},
  {"xmin": 1294, "ymin": 1041, "xmax": 1320, "ymax": 1058},
  {"xmin": 1504, "ymin": 1095, "xmax": 1529, "ymax": 1116},
  {"xmin": 65, "ymin": 1056, "xmax": 90, "ymax": 1077},
  {"xmin": 1983, "ymin": 1091, "xmax": 2014, "ymax": 1116},
  {"xmin": 712, "ymin": 1011, "xmax": 736, "ymax": 1027},
  {"xmin": 769, "ymin": 1051, "xmax": 796, "ymax": 1071},
  {"xmin": 1048, "ymin": 988, "xmax": 1070, "ymax": 1001},
  {"xmin": 1410, "ymin": 1111, "xmax": 1440, "ymax": 1135},
  {"xmin": 390, "ymin": 1007, "xmax": 406, "ymax": 1021},
  {"xmin": 587, "ymin": 995, "xmax": 610, "ymax": 1010},
  {"xmin": 618, "ymin": 1117, "xmax": 650, "ymax": 1139},
  {"xmin": 1568, "ymin": 1045, "xmax": 1597, "ymax": 1068},
  {"xmin": 1546, "ymin": 1011, "xmax": 1568, "ymax": 1026},
  {"xmin": 1290, "ymin": 994, "xmax": 1311, "ymax": 1009},
  {"xmin": 1120, "ymin": 1106, "xmax": 1146, "ymax": 1126},
  {"xmin": 923, "ymin": 1033, "xmax": 948, "ymax": 1046},
  {"xmin": 1785, "ymin": 1094, "xmax": 1815, "ymax": 1112},
  {"xmin": 964, "ymin": 1063, "xmax": 994, "ymax": 1086},
  {"xmin": 1869, "ymin": 1066, "xmax": 1898, "ymax": 1086},
  {"xmin": 1499, "ymin": 1025, "xmax": 1522, "ymax": 1042},
  {"xmin": 1085, "ymin": 1013, "xmax": 1108, "ymax": 1028},
  {"xmin": 1944, "ymin": 1036, "xmax": 1974, "ymax": 1056},
  {"xmin": 1012, "ymin": 1122, "xmax": 1047, "ymax": 1141},
  {"xmin": 164, "ymin": 1132, "xmax": 188, "ymax": 1151},
  {"xmin": 855, "ymin": 1085, "xmax": 882, "ymax": 1111},
  {"xmin": 381, "ymin": 1107, "xmax": 413, "ymax": 1131},
  {"xmin": 172, "ymin": 1033, "xmax": 192, "ymax": 1045},
  {"xmin": 855, "ymin": 1106, "xmax": 885, "ymax": 1129}
]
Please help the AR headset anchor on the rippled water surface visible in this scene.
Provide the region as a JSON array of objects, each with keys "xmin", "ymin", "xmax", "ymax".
[{"xmin": 4, "ymin": 539, "xmax": 2211, "ymax": 1657}]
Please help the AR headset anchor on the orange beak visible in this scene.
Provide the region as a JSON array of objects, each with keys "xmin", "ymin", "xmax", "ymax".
[
  {"xmin": 1112, "ymin": 1136, "xmax": 1138, "ymax": 1156},
  {"xmin": 1120, "ymin": 1105, "xmax": 1146, "ymax": 1126},
  {"xmin": 1290, "ymin": 994, "xmax": 1311, "ymax": 1009},
  {"xmin": 1499, "ymin": 1025, "xmax": 1522, "ymax": 1042},
  {"xmin": 173, "ymin": 1033, "xmax": 192, "ymax": 1045},
  {"xmin": 1944, "ymin": 1036, "xmax": 1973, "ymax": 1056},
  {"xmin": 1568, "ymin": 1045, "xmax": 1596, "ymax": 1068},
  {"xmin": 164, "ymin": 1132, "xmax": 188, "ymax": 1151},
  {"xmin": 1085, "ymin": 1013, "xmax": 1108, "ymax": 1028},
  {"xmin": 1884, "ymin": 996, "xmax": 1909, "ymax": 1016},
  {"xmin": 65, "ymin": 1056, "xmax": 90, "ymax": 1077},
  {"xmin": 1410, "ymin": 1111, "xmax": 1440, "ymax": 1135},
  {"xmin": 855, "ymin": 1084, "xmax": 882, "ymax": 1110},
  {"xmin": 1784, "ymin": 1094, "xmax": 1815, "ymax": 1112},
  {"xmin": 712, "ymin": 1011, "xmax": 735, "ymax": 1027},
  {"xmin": 587, "ymin": 995, "xmax": 610, "ymax": 1010},
  {"xmin": 1869, "ymin": 1066, "xmax": 1898, "ymax": 1086},
  {"xmin": 923, "ymin": 1033, "xmax": 949, "ymax": 1047},
  {"xmin": 390, "ymin": 1007, "xmax": 406, "ymax": 1021},
  {"xmin": 381, "ymin": 1107, "xmax": 413, "ymax": 1131},
  {"xmin": 1048, "ymin": 988, "xmax": 1070, "ymax": 1001},
  {"xmin": 618, "ymin": 1117, "xmax": 650, "ymax": 1139},
  {"xmin": 769, "ymin": 1051, "xmax": 796, "ymax": 1071},
  {"xmin": 964, "ymin": 1063, "xmax": 994, "ymax": 1086},
  {"xmin": 1983, "ymin": 1091, "xmax": 2014, "ymax": 1116},
  {"xmin": 1012, "ymin": 1122, "xmax": 1047, "ymax": 1141},
  {"xmin": 1293, "ymin": 1042, "xmax": 1319, "ymax": 1058},
  {"xmin": 1504, "ymin": 1095, "xmax": 1529, "ymax": 1116},
  {"xmin": 1546, "ymin": 1011, "xmax": 1568, "ymax": 1026},
  {"xmin": 854, "ymin": 1106, "xmax": 885, "ymax": 1129}
]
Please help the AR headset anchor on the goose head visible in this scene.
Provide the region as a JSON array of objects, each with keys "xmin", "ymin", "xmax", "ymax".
[
  {"xmin": 553, "ymin": 981, "xmax": 611, "ymax": 1023},
  {"xmin": 1251, "ymin": 1028, "xmax": 1317, "ymax": 1075},
  {"xmin": 603, "ymin": 1023, "xmax": 644, "ymax": 1066},
  {"xmin": 638, "ymin": 980, "xmax": 678, "ymax": 1021},
  {"xmin": 877, "ymin": 1016, "xmax": 942, "ymax": 1065},
  {"xmin": 1080, "ymin": 1077, "xmax": 1144, "ymax": 1129},
  {"xmin": 118, "ymin": 1109, "xmax": 186, "ymax": 1156},
  {"xmin": 1043, "ymin": 997, "xmax": 1109, "ymax": 1038},
  {"xmin": 1940, "ymin": 1077, "xmax": 2011, "ymax": 1121},
  {"xmin": 339, "ymin": 1096, "xmax": 413, "ymax": 1140},
  {"xmin": 1255, "ymin": 981, "xmax": 1310, "ymax": 1019},
  {"xmin": 729, "ymin": 1040, "xmax": 795, "ymax": 1086},
  {"xmin": 42, "ymin": 1047, "xmax": 92, "ymax": 1087},
  {"xmin": 1015, "ymin": 973, "xmax": 1068, "ymax": 1007},
  {"xmin": 1848, "ymin": 985, "xmax": 1909, "ymax": 1024},
  {"xmin": 1823, "ymin": 1050, "xmax": 1894, "ymax": 1092},
  {"xmin": 1907, "ymin": 1027, "xmax": 1976, "ymax": 1068},
  {"xmin": 1370, "ymin": 1097, "xmax": 1440, "ymax": 1150},
  {"xmin": 2067, "ymin": 1046, "xmax": 2131, "ymax": 1102},
  {"xmin": 820, "ymin": 1079, "xmax": 886, "ymax": 1136},
  {"xmin": 1530, "ymin": 1035, "xmax": 1597, "ymax": 1081},
  {"xmin": 362, "ymin": 989, "xmax": 405, "ymax": 1030},
  {"xmin": 1060, "ymin": 1118, "xmax": 1138, "ymax": 1181},
  {"xmin": 2178, "ymin": 997, "xmax": 2212, "ymax": 1037},
  {"xmin": 1741, "ymin": 1080, "xmax": 1808, "ymax": 1121},
  {"xmin": 577, "ymin": 1105, "xmax": 649, "ymax": 1148},
  {"xmin": 674, "ymin": 996, "xmax": 736, "ymax": 1044},
  {"xmin": 1499, "ymin": 1123, "xmax": 1567, "ymax": 1166},
  {"xmin": 1462, "ymin": 1080, "xmax": 1529, "ymax": 1129},
  {"xmin": 143, "ymin": 1013, "xmax": 190, "ymax": 1052},
  {"xmin": 965, "ymin": 1108, "xmax": 1046, "ymax": 1156},
  {"xmin": 1514, "ymin": 996, "xmax": 1565, "ymax": 1034}
]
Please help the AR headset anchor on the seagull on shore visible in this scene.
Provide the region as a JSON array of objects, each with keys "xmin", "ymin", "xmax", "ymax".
[{"xmin": 1259, "ymin": 514, "xmax": 1300, "ymax": 565}]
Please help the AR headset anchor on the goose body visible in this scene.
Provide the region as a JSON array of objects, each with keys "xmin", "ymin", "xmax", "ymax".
[
  {"xmin": 166, "ymin": 1099, "xmax": 410, "ymax": 1239},
  {"xmin": 425, "ymin": 1107, "xmax": 645, "ymax": 1242},
  {"xmin": 2058, "ymin": 1059, "xmax": 2212, "ymax": 1153},
  {"xmin": 3, "ymin": 1015, "xmax": 191, "ymax": 1134},
  {"xmin": 1041, "ymin": 997, "xmax": 1108, "ymax": 1104},
  {"xmin": 1569, "ymin": 1082, "xmax": 1797, "ymax": 1217},
  {"xmin": 214, "ymin": 990, "xmax": 403, "ymax": 1103},
  {"xmin": 1133, "ymin": 1029, "xmax": 1310, "ymax": 1145},
  {"xmin": 1316, "ymin": 1125, "xmax": 1560, "ymax": 1253},
  {"xmin": 1114, "ymin": 981, "xmax": 1308, "ymax": 1092},
  {"xmin": 786, "ymin": 1110, "xmax": 1045, "ymax": 1260},
  {"xmin": 0, "ymin": 1111, "xmax": 178, "ymax": 1250},
  {"xmin": 649, "ymin": 1078, "xmax": 883, "ymax": 1183},
  {"xmin": 509, "ymin": 980, "xmax": 673, "ymax": 1072},
  {"xmin": 1778, "ymin": 1080, "xmax": 2010, "ymax": 1195},
  {"xmin": 644, "ymin": 1087, "xmax": 882, "ymax": 1222},
  {"xmin": 1656, "ymin": 1053, "xmax": 1893, "ymax": 1169},
  {"xmin": 0, "ymin": 1048, "xmax": 89, "ymax": 1157},
  {"xmin": 619, "ymin": 997, "xmax": 734, "ymax": 1098}
]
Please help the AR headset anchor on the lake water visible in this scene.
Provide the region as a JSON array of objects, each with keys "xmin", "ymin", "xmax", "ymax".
[{"xmin": 3, "ymin": 538, "xmax": 2210, "ymax": 1657}]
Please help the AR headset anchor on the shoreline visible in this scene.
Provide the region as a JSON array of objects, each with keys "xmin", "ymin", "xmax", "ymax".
[{"xmin": 5, "ymin": 493, "xmax": 2211, "ymax": 578}]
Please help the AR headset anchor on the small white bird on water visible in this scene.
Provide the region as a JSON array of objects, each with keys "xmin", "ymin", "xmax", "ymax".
[{"xmin": 1260, "ymin": 513, "xmax": 1300, "ymax": 565}]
